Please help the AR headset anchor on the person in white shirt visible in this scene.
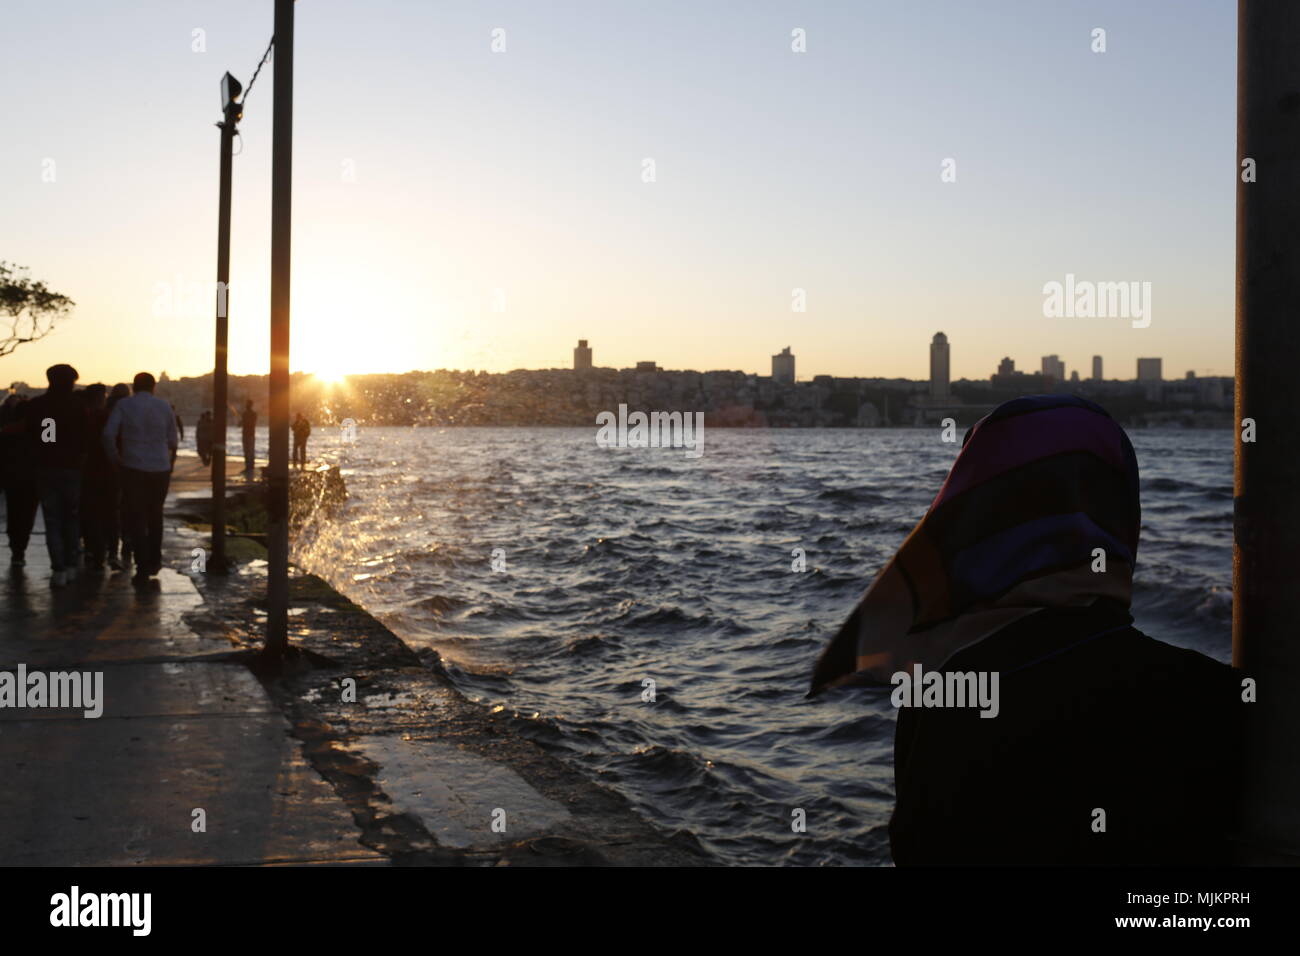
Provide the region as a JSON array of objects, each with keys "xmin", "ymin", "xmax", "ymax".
[{"xmin": 102, "ymin": 372, "xmax": 178, "ymax": 583}]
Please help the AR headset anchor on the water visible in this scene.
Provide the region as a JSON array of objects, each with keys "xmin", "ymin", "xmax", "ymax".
[{"xmin": 288, "ymin": 426, "xmax": 1234, "ymax": 866}]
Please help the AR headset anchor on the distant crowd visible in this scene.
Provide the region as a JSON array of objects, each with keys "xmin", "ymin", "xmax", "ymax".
[{"xmin": 0, "ymin": 364, "xmax": 313, "ymax": 587}]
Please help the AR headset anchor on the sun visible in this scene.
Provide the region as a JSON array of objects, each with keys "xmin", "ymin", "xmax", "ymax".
[{"xmin": 305, "ymin": 356, "xmax": 352, "ymax": 385}]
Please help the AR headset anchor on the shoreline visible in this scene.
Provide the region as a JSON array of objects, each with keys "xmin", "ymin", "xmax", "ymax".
[{"xmin": 166, "ymin": 461, "xmax": 710, "ymax": 866}]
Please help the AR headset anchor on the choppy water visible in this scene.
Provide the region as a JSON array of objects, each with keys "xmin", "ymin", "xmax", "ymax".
[{"xmin": 286, "ymin": 426, "xmax": 1233, "ymax": 866}]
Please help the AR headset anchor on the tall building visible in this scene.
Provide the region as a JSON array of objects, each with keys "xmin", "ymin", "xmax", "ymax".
[
  {"xmin": 1092, "ymin": 355, "xmax": 1103, "ymax": 381},
  {"xmin": 996, "ymin": 356, "xmax": 1016, "ymax": 377},
  {"xmin": 929, "ymin": 332, "xmax": 950, "ymax": 400},
  {"xmin": 573, "ymin": 339, "xmax": 592, "ymax": 370},
  {"xmin": 1041, "ymin": 354, "xmax": 1065, "ymax": 385},
  {"xmin": 1136, "ymin": 357, "xmax": 1163, "ymax": 382},
  {"xmin": 772, "ymin": 346, "xmax": 795, "ymax": 384}
]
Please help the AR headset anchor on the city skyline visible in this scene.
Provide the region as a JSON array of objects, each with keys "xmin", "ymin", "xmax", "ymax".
[
  {"xmin": 1, "ymin": 331, "xmax": 1210, "ymax": 391},
  {"xmin": 1, "ymin": 334, "xmax": 1209, "ymax": 390}
]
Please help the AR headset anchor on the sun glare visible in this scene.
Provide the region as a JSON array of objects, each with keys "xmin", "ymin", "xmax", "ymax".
[{"xmin": 311, "ymin": 365, "xmax": 350, "ymax": 386}]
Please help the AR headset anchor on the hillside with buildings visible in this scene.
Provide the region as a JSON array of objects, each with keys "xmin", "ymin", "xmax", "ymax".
[{"xmin": 10, "ymin": 335, "xmax": 1231, "ymax": 430}]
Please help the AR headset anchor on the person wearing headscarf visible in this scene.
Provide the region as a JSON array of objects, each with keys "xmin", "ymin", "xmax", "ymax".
[{"xmin": 811, "ymin": 395, "xmax": 1244, "ymax": 865}]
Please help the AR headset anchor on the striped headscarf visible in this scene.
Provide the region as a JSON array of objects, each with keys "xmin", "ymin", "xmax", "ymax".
[{"xmin": 810, "ymin": 395, "xmax": 1141, "ymax": 693}]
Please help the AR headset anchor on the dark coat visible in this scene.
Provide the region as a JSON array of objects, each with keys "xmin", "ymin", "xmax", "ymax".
[
  {"xmin": 23, "ymin": 389, "xmax": 89, "ymax": 470},
  {"xmin": 889, "ymin": 600, "xmax": 1245, "ymax": 865}
]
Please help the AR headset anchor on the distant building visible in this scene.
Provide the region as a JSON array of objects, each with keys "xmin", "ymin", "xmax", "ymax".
[
  {"xmin": 1070, "ymin": 370, "xmax": 1080, "ymax": 383},
  {"xmin": 635, "ymin": 361, "xmax": 659, "ymax": 372},
  {"xmin": 1137, "ymin": 358, "xmax": 1163, "ymax": 382},
  {"xmin": 772, "ymin": 346, "xmax": 795, "ymax": 385},
  {"xmin": 929, "ymin": 332, "xmax": 950, "ymax": 400},
  {"xmin": 1200, "ymin": 377, "xmax": 1228, "ymax": 407},
  {"xmin": 856, "ymin": 401, "xmax": 881, "ymax": 427},
  {"xmin": 1041, "ymin": 354, "xmax": 1065, "ymax": 386},
  {"xmin": 994, "ymin": 373, "xmax": 1045, "ymax": 392},
  {"xmin": 996, "ymin": 356, "xmax": 1015, "ymax": 377},
  {"xmin": 1092, "ymin": 355, "xmax": 1103, "ymax": 381},
  {"xmin": 1161, "ymin": 374, "xmax": 1230, "ymax": 408},
  {"xmin": 573, "ymin": 339, "xmax": 592, "ymax": 370}
]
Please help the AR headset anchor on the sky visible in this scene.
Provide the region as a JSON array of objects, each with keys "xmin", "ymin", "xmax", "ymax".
[{"xmin": 2, "ymin": 0, "xmax": 1236, "ymax": 387}]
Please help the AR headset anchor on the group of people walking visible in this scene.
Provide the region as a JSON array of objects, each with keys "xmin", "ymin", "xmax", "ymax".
[
  {"xmin": 1, "ymin": 367, "xmax": 317, "ymax": 588},
  {"xmin": 1, "ymin": 366, "xmax": 179, "ymax": 585}
]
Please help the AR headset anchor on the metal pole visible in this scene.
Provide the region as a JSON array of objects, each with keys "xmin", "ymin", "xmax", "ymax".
[
  {"xmin": 1234, "ymin": 0, "xmax": 1300, "ymax": 856},
  {"xmin": 210, "ymin": 96, "xmax": 238, "ymax": 574},
  {"xmin": 264, "ymin": 0, "xmax": 294, "ymax": 660}
]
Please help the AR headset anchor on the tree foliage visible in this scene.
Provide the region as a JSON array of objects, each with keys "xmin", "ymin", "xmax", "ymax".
[{"xmin": 0, "ymin": 261, "xmax": 74, "ymax": 357}]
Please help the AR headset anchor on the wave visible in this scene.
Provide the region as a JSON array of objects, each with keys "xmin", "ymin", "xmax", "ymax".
[
  {"xmin": 816, "ymin": 487, "xmax": 891, "ymax": 506},
  {"xmin": 407, "ymin": 593, "xmax": 465, "ymax": 615}
]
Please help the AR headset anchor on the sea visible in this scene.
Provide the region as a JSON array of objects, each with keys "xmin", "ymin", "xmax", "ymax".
[{"xmin": 231, "ymin": 425, "xmax": 1234, "ymax": 866}]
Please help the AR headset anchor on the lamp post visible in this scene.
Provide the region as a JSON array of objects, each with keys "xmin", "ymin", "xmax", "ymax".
[
  {"xmin": 210, "ymin": 71, "xmax": 242, "ymax": 574},
  {"xmin": 264, "ymin": 0, "xmax": 295, "ymax": 661}
]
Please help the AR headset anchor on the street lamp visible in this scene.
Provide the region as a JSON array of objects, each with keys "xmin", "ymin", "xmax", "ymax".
[
  {"xmin": 210, "ymin": 70, "xmax": 243, "ymax": 574},
  {"xmin": 221, "ymin": 72, "xmax": 243, "ymax": 116}
]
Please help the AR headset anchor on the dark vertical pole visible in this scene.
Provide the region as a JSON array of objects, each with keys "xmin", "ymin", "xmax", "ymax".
[
  {"xmin": 211, "ymin": 101, "xmax": 237, "ymax": 574},
  {"xmin": 1234, "ymin": 0, "xmax": 1300, "ymax": 856},
  {"xmin": 265, "ymin": 0, "xmax": 294, "ymax": 660}
]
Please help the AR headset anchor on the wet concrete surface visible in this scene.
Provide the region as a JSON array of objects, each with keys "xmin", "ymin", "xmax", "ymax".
[
  {"xmin": 0, "ymin": 464, "xmax": 383, "ymax": 865},
  {"xmin": 0, "ymin": 457, "xmax": 708, "ymax": 866},
  {"xmin": 350, "ymin": 736, "xmax": 572, "ymax": 850},
  {"xmin": 229, "ymin": 602, "xmax": 711, "ymax": 866},
  {"xmin": 1, "ymin": 566, "xmax": 210, "ymax": 668}
]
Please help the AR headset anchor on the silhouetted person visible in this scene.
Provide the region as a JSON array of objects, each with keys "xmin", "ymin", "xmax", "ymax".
[
  {"xmin": 811, "ymin": 395, "xmax": 1244, "ymax": 865},
  {"xmin": 291, "ymin": 413, "xmax": 311, "ymax": 468},
  {"xmin": 240, "ymin": 400, "xmax": 257, "ymax": 475},
  {"xmin": 195, "ymin": 411, "xmax": 213, "ymax": 466},
  {"xmin": 22, "ymin": 364, "xmax": 89, "ymax": 586},
  {"xmin": 104, "ymin": 383, "xmax": 131, "ymax": 571},
  {"xmin": 78, "ymin": 384, "xmax": 112, "ymax": 570},
  {"xmin": 0, "ymin": 391, "xmax": 38, "ymax": 567},
  {"xmin": 173, "ymin": 405, "xmax": 184, "ymax": 441},
  {"xmin": 103, "ymin": 372, "xmax": 178, "ymax": 584}
]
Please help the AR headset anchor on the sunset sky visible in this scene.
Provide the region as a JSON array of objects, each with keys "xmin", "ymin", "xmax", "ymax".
[{"xmin": 3, "ymin": 0, "xmax": 1234, "ymax": 387}]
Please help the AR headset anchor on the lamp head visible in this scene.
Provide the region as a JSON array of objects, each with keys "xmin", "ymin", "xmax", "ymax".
[{"xmin": 221, "ymin": 72, "xmax": 243, "ymax": 115}]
